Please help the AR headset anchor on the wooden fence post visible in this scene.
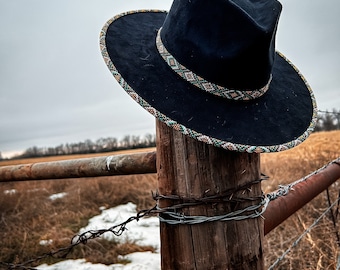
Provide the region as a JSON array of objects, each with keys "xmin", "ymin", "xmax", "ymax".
[{"xmin": 156, "ymin": 120, "xmax": 264, "ymax": 270}]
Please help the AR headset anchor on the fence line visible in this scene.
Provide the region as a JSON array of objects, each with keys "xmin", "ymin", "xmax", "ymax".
[
  {"xmin": 318, "ymin": 110, "xmax": 340, "ymax": 116},
  {"xmin": 1, "ymin": 143, "xmax": 340, "ymax": 269},
  {"xmin": 1, "ymin": 149, "xmax": 340, "ymax": 234},
  {"xmin": 1, "ymin": 157, "xmax": 340, "ymax": 270}
]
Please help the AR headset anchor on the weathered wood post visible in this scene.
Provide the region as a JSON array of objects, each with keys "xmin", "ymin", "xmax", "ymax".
[{"xmin": 156, "ymin": 120, "xmax": 264, "ymax": 269}]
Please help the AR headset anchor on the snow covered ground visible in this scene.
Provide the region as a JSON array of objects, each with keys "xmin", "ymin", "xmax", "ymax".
[{"xmin": 37, "ymin": 202, "xmax": 161, "ymax": 270}]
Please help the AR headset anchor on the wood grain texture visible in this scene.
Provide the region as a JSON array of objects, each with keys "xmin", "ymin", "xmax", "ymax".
[{"xmin": 156, "ymin": 120, "xmax": 264, "ymax": 269}]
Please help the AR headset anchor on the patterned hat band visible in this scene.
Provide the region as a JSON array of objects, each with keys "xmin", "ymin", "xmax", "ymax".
[{"xmin": 156, "ymin": 28, "xmax": 272, "ymax": 101}]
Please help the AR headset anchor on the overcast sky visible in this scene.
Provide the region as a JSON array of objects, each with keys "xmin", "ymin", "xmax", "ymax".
[{"xmin": 0, "ymin": 0, "xmax": 339, "ymax": 158}]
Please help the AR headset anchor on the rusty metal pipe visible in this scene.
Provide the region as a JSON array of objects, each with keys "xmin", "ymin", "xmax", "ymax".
[
  {"xmin": 264, "ymin": 158, "xmax": 340, "ymax": 235},
  {"xmin": 0, "ymin": 151, "xmax": 156, "ymax": 182}
]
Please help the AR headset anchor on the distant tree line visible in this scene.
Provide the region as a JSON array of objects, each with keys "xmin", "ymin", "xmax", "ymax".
[
  {"xmin": 1, "ymin": 109, "xmax": 339, "ymax": 161},
  {"xmin": 10, "ymin": 133, "xmax": 156, "ymax": 160},
  {"xmin": 314, "ymin": 109, "xmax": 340, "ymax": 132}
]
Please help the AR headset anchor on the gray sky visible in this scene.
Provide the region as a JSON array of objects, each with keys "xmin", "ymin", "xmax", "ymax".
[{"xmin": 0, "ymin": 0, "xmax": 339, "ymax": 158}]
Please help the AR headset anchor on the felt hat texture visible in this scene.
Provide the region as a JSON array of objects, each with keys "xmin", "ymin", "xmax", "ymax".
[{"xmin": 100, "ymin": 0, "xmax": 317, "ymax": 153}]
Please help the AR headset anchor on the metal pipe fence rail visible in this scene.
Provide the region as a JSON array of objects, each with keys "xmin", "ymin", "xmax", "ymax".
[
  {"xmin": 0, "ymin": 151, "xmax": 156, "ymax": 182},
  {"xmin": 264, "ymin": 157, "xmax": 340, "ymax": 234}
]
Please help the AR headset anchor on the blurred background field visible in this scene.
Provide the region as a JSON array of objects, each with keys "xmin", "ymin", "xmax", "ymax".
[{"xmin": 0, "ymin": 131, "xmax": 339, "ymax": 269}]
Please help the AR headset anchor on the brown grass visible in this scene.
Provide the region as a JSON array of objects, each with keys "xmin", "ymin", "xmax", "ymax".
[
  {"xmin": 261, "ymin": 130, "xmax": 340, "ymax": 193},
  {"xmin": 0, "ymin": 131, "xmax": 339, "ymax": 269}
]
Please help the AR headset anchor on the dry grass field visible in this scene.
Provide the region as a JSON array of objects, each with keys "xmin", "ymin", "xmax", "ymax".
[{"xmin": 0, "ymin": 131, "xmax": 339, "ymax": 269}]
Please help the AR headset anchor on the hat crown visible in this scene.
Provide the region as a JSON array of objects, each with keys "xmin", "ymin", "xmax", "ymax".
[{"xmin": 160, "ymin": 0, "xmax": 282, "ymax": 90}]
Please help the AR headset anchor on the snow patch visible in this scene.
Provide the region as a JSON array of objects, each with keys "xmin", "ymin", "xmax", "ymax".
[
  {"xmin": 49, "ymin": 192, "xmax": 67, "ymax": 201},
  {"xmin": 38, "ymin": 202, "xmax": 161, "ymax": 270},
  {"xmin": 78, "ymin": 202, "xmax": 160, "ymax": 250},
  {"xmin": 39, "ymin": 239, "xmax": 53, "ymax": 246},
  {"xmin": 37, "ymin": 252, "xmax": 160, "ymax": 270},
  {"xmin": 4, "ymin": 189, "xmax": 17, "ymax": 195}
]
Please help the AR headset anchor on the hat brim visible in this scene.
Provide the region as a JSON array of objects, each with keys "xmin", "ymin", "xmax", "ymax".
[{"xmin": 100, "ymin": 10, "xmax": 317, "ymax": 153}]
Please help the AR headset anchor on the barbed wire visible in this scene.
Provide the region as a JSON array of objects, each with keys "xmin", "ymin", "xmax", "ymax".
[
  {"xmin": 154, "ymin": 174, "xmax": 269, "ymax": 224},
  {"xmin": 267, "ymin": 157, "xmax": 340, "ymax": 201},
  {"xmin": 326, "ymin": 188, "xmax": 340, "ymax": 247},
  {"xmin": 1, "ymin": 159, "xmax": 339, "ymax": 270},
  {"xmin": 318, "ymin": 110, "xmax": 340, "ymax": 115},
  {"xmin": 158, "ymin": 196, "xmax": 270, "ymax": 224},
  {"xmin": 0, "ymin": 207, "xmax": 157, "ymax": 270},
  {"xmin": 0, "ymin": 175, "xmax": 267, "ymax": 269},
  {"xmin": 155, "ymin": 157, "xmax": 340, "ymax": 225},
  {"xmin": 268, "ymin": 193, "xmax": 340, "ymax": 270}
]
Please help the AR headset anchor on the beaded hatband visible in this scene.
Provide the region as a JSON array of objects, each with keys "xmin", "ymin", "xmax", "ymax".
[
  {"xmin": 156, "ymin": 29, "xmax": 272, "ymax": 101},
  {"xmin": 100, "ymin": 10, "xmax": 318, "ymax": 153}
]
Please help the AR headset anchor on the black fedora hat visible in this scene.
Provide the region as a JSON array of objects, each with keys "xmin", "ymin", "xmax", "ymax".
[{"xmin": 100, "ymin": 0, "xmax": 317, "ymax": 153}]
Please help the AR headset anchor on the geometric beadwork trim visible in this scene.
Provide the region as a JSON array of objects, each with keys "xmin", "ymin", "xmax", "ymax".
[
  {"xmin": 156, "ymin": 28, "xmax": 272, "ymax": 101},
  {"xmin": 100, "ymin": 10, "xmax": 318, "ymax": 153}
]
